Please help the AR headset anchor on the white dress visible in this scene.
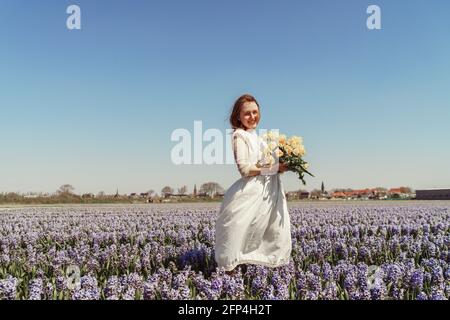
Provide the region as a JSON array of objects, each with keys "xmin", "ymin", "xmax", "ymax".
[{"xmin": 214, "ymin": 128, "xmax": 292, "ymax": 271}]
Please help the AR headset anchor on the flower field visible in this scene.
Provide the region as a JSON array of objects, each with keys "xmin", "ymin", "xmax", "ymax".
[{"xmin": 0, "ymin": 202, "xmax": 449, "ymax": 300}]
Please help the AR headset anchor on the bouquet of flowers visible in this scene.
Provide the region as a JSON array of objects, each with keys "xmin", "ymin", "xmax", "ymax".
[{"xmin": 259, "ymin": 130, "xmax": 314, "ymax": 185}]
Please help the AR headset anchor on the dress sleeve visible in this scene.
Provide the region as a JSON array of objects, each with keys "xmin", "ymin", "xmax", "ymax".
[{"xmin": 232, "ymin": 131, "xmax": 258, "ymax": 177}]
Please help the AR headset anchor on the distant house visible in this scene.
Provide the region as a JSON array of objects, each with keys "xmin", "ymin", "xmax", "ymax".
[
  {"xmin": 286, "ymin": 191, "xmax": 309, "ymax": 200},
  {"xmin": 331, "ymin": 192, "xmax": 348, "ymax": 199},
  {"xmin": 389, "ymin": 188, "xmax": 403, "ymax": 194},
  {"xmin": 286, "ymin": 192, "xmax": 297, "ymax": 200},
  {"xmin": 416, "ymin": 189, "xmax": 450, "ymax": 200},
  {"xmin": 196, "ymin": 192, "xmax": 209, "ymax": 198},
  {"xmin": 298, "ymin": 191, "xmax": 310, "ymax": 199},
  {"xmin": 330, "ymin": 188, "xmax": 394, "ymax": 200},
  {"xmin": 387, "ymin": 187, "xmax": 413, "ymax": 199},
  {"xmin": 24, "ymin": 194, "xmax": 39, "ymax": 199}
]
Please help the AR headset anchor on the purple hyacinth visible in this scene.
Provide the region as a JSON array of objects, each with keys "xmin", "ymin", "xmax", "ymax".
[
  {"xmin": 429, "ymin": 289, "xmax": 447, "ymax": 300},
  {"xmin": 416, "ymin": 291, "xmax": 428, "ymax": 300},
  {"xmin": 261, "ymin": 284, "xmax": 276, "ymax": 300},
  {"xmin": 221, "ymin": 274, "xmax": 245, "ymax": 299},
  {"xmin": 321, "ymin": 281, "xmax": 338, "ymax": 300},
  {"xmin": 0, "ymin": 276, "xmax": 18, "ymax": 300},
  {"xmin": 143, "ymin": 274, "xmax": 159, "ymax": 300},
  {"xmin": 105, "ymin": 276, "xmax": 122, "ymax": 300},
  {"xmin": 28, "ymin": 278, "xmax": 44, "ymax": 300},
  {"xmin": 410, "ymin": 270, "xmax": 424, "ymax": 291},
  {"xmin": 0, "ymin": 202, "xmax": 449, "ymax": 300},
  {"xmin": 72, "ymin": 274, "xmax": 101, "ymax": 300},
  {"xmin": 322, "ymin": 262, "xmax": 333, "ymax": 282},
  {"xmin": 370, "ymin": 280, "xmax": 387, "ymax": 300}
]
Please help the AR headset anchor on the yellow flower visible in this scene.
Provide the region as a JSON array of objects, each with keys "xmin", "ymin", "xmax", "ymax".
[
  {"xmin": 299, "ymin": 145, "xmax": 306, "ymax": 156},
  {"xmin": 276, "ymin": 149, "xmax": 284, "ymax": 158},
  {"xmin": 294, "ymin": 136, "xmax": 303, "ymax": 144},
  {"xmin": 279, "ymin": 135, "xmax": 287, "ymax": 146},
  {"xmin": 284, "ymin": 145, "xmax": 293, "ymax": 156}
]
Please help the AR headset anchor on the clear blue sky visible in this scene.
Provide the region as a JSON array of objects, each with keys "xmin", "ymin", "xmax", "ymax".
[{"xmin": 1, "ymin": 0, "xmax": 449, "ymax": 194}]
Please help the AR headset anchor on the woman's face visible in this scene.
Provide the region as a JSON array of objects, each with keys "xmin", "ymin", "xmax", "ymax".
[{"xmin": 239, "ymin": 101, "xmax": 259, "ymax": 130}]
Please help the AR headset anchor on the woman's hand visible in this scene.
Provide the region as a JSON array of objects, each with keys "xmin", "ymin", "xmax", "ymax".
[{"xmin": 278, "ymin": 162, "xmax": 289, "ymax": 173}]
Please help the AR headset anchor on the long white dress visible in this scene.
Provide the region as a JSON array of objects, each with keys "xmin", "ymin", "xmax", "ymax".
[{"xmin": 214, "ymin": 128, "xmax": 292, "ymax": 271}]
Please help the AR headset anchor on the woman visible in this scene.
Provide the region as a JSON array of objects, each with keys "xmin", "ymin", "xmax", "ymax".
[{"xmin": 214, "ymin": 94, "xmax": 292, "ymax": 274}]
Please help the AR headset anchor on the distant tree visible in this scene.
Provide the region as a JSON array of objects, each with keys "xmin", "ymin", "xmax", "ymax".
[
  {"xmin": 400, "ymin": 186, "xmax": 413, "ymax": 194},
  {"xmin": 178, "ymin": 186, "xmax": 188, "ymax": 195},
  {"xmin": 4, "ymin": 192, "xmax": 21, "ymax": 202},
  {"xmin": 200, "ymin": 182, "xmax": 224, "ymax": 197},
  {"xmin": 321, "ymin": 182, "xmax": 325, "ymax": 194},
  {"xmin": 161, "ymin": 186, "xmax": 174, "ymax": 197},
  {"xmin": 310, "ymin": 189, "xmax": 322, "ymax": 198},
  {"xmin": 57, "ymin": 184, "xmax": 75, "ymax": 195},
  {"xmin": 147, "ymin": 189, "xmax": 155, "ymax": 197}
]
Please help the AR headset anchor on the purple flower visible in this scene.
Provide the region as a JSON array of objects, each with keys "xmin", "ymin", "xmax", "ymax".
[
  {"xmin": 322, "ymin": 263, "xmax": 333, "ymax": 282},
  {"xmin": 261, "ymin": 284, "xmax": 276, "ymax": 300},
  {"xmin": 72, "ymin": 274, "xmax": 100, "ymax": 300},
  {"xmin": 410, "ymin": 270, "xmax": 424, "ymax": 291},
  {"xmin": 343, "ymin": 271, "xmax": 357, "ymax": 292},
  {"xmin": 105, "ymin": 276, "xmax": 122, "ymax": 300},
  {"xmin": 221, "ymin": 274, "xmax": 245, "ymax": 299},
  {"xmin": 143, "ymin": 274, "xmax": 159, "ymax": 300},
  {"xmin": 0, "ymin": 276, "xmax": 18, "ymax": 300},
  {"xmin": 429, "ymin": 289, "xmax": 447, "ymax": 300},
  {"xmin": 1, "ymin": 202, "xmax": 449, "ymax": 300},
  {"xmin": 321, "ymin": 281, "xmax": 338, "ymax": 300},
  {"xmin": 28, "ymin": 278, "xmax": 44, "ymax": 300},
  {"xmin": 370, "ymin": 280, "xmax": 387, "ymax": 300},
  {"xmin": 416, "ymin": 292, "xmax": 428, "ymax": 300}
]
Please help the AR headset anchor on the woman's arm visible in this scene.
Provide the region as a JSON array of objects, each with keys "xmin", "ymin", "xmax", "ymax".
[
  {"xmin": 233, "ymin": 133, "xmax": 288, "ymax": 177},
  {"xmin": 233, "ymin": 133, "xmax": 257, "ymax": 177},
  {"xmin": 258, "ymin": 162, "xmax": 288, "ymax": 176}
]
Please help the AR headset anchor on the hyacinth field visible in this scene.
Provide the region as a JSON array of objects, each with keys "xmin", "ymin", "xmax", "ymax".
[{"xmin": 0, "ymin": 202, "xmax": 449, "ymax": 300}]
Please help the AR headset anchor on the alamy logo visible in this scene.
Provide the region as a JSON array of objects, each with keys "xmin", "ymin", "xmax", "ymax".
[
  {"xmin": 367, "ymin": 5, "xmax": 381, "ymax": 30},
  {"xmin": 66, "ymin": 264, "xmax": 81, "ymax": 290},
  {"xmin": 367, "ymin": 265, "xmax": 384, "ymax": 290},
  {"xmin": 66, "ymin": 5, "xmax": 81, "ymax": 30},
  {"xmin": 170, "ymin": 121, "xmax": 279, "ymax": 165},
  {"xmin": 64, "ymin": 5, "xmax": 382, "ymax": 32}
]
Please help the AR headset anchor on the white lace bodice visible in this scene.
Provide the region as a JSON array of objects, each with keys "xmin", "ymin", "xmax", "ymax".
[{"xmin": 231, "ymin": 128, "xmax": 278, "ymax": 177}]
